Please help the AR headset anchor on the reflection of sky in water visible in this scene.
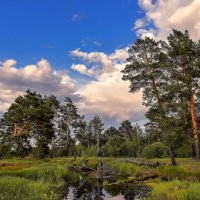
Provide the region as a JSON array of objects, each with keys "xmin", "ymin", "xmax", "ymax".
[
  {"xmin": 62, "ymin": 173, "xmax": 151, "ymax": 200},
  {"xmin": 66, "ymin": 187, "xmax": 125, "ymax": 200}
]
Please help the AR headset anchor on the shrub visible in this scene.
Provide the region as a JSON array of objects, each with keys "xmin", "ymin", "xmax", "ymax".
[
  {"xmin": 102, "ymin": 143, "xmax": 118, "ymax": 157},
  {"xmin": 102, "ymin": 135, "xmax": 123, "ymax": 157},
  {"xmin": 118, "ymin": 140, "xmax": 137, "ymax": 157},
  {"xmin": 141, "ymin": 142, "xmax": 168, "ymax": 159},
  {"xmin": 175, "ymin": 143, "xmax": 192, "ymax": 158}
]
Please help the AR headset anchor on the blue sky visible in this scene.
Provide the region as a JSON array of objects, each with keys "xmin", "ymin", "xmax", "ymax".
[
  {"xmin": 0, "ymin": 0, "xmax": 198, "ymax": 126},
  {"xmin": 0, "ymin": 0, "xmax": 142, "ymax": 71}
]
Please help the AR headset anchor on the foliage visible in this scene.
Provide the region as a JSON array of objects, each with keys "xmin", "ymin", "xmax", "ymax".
[{"xmin": 141, "ymin": 142, "xmax": 168, "ymax": 159}]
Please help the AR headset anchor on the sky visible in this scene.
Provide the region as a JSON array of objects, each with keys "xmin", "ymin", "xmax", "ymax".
[{"xmin": 0, "ymin": 0, "xmax": 200, "ymax": 126}]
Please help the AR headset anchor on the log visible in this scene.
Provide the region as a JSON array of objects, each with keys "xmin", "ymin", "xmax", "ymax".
[
  {"xmin": 134, "ymin": 173, "xmax": 159, "ymax": 181},
  {"xmin": 80, "ymin": 164, "xmax": 96, "ymax": 172},
  {"xmin": 68, "ymin": 165, "xmax": 79, "ymax": 172},
  {"xmin": 122, "ymin": 159, "xmax": 159, "ymax": 168}
]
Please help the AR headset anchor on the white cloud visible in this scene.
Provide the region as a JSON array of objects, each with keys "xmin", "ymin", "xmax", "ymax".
[
  {"xmin": 71, "ymin": 49, "xmax": 113, "ymax": 73},
  {"xmin": 71, "ymin": 49, "xmax": 146, "ymax": 122},
  {"xmin": 136, "ymin": 0, "xmax": 200, "ymax": 40},
  {"xmin": 71, "ymin": 48, "xmax": 128, "ymax": 74},
  {"xmin": 0, "ymin": 50, "xmax": 146, "ymax": 124},
  {"xmin": 0, "ymin": 59, "xmax": 75, "ymax": 112},
  {"xmin": 134, "ymin": 17, "xmax": 151, "ymax": 30},
  {"xmin": 71, "ymin": 64, "xmax": 94, "ymax": 76}
]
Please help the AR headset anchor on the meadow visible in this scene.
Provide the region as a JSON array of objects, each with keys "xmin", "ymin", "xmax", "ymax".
[{"xmin": 0, "ymin": 157, "xmax": 200, "ymax": 200}]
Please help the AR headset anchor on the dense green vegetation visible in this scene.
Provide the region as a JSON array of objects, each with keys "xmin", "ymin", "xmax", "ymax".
[
  {"xmin": 0, "ymin": 30, "xmax": 199, "ymax": 166},
  {"xmin": 0, "ymin": 29, "xmax": 200, "ymax": 199},
  {"xmin": 0, "ymin": 157, "xmax": 200, "ymax": 200}
]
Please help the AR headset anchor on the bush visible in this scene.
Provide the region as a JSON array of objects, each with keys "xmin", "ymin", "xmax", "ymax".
[
  {"xmin": 102, "ymin": 135, "xmax": 124, "ymax": 157},
  {"xmin": 141, "ymin": 142, "xmax": 168, "ymax": 159},
  {"xmin": 102, "ymin": 143, "xmax": 117, "ymax": 157},
  {"xmin": 175, "ymin": 143, "xmax": 192, "ymax": 158},
  {"xmin": 83, "ymin": 145, "xmax": 97, "ymax": 157},
  {"xmin": 31, "ymin": 146, "xmax": 49, "ymax": 159},
  {"xmin": 118, "ymin": 140, "xmax": 137, "ymax": 157}
]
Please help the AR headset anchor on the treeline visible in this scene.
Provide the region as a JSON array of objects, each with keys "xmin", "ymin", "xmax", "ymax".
[
  {"xmin": 122, "ymin": 29, "xmax": 200, "ymax": 165},
  {"xmin": 0, "ymin": 89, "xmax": 191, "ymax": 161},
  {"xmin": 0, "ymin": 90, "xmax": 146, "ymax": 159},
  {"xmin": 0, "ymin": 29, "xmax": 199, "ymax": 166}
]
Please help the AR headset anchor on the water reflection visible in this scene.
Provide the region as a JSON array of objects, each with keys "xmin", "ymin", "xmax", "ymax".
[{"xmin": 61, "ymin": 175, "xmax": 151, "ymax": 200}]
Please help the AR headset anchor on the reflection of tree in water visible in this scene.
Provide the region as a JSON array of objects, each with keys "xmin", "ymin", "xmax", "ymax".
[
  {"xmin": 73, "ymin": 178, "xmax": 104, "ymax": 200},
  {"xmin": 60, "ymin": 161, "xmax": 152, "ymax": 200},
  {"xmin": 71, "ymin": 179, "xmax": 151, "ymax": 200},
  {"xmin": 105, "ymin": 182, "xmax": 152, "ymax": 200},
  {"xmin": 122, "ymin": 184, "xmax": 152, "ymax": 200}
]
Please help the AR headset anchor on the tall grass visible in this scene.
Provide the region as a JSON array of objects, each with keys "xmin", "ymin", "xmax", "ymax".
[
  {"xmin": 149, "ymin": 180, "xmax": 200, "ymax": 200},
  {"xmin": 0, "ymin": 165, "xmax": 68, "ymax": 183},
  {"xmin": 0, "ymin": 176, "xmax": 57, "ymax": 200},
  {"xmin": 1, "ymin": 157, "xmax": 200, "ymax": 200},
  {"xmin": 157, "ymin": 166, "xmax": 200, "ymax": 181}
]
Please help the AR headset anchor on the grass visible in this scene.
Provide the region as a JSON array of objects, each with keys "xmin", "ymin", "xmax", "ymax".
[
  {"xmin": 0, "ymin": 176, "xmax": 57, "ymax": 200},
  {"xmin": 147, "ymin": 180, "xmax": 200, "ymax": 200},
  {"xmin": 0, "ymin": 157, "xmax": 200, "ymax": 200},
  {"xmin": 0, "ymin": 165, "xmax": 67, "ymax": 183}
]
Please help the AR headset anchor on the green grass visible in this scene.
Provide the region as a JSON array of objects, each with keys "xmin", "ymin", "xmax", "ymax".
[
  {"xmin": 0, "ymin": 176, "xmax": 57, "ymax": 200},
  {"xmin": 0, "ymin": 157, "xmax": 200, "ymax": 200},
  {"xmin": 0, "ymin": 166, "xmax": 67, "ymax": 183},
  {"xmin": 147, "ymin": 180, "xmax": 200, "ymax": 200}
]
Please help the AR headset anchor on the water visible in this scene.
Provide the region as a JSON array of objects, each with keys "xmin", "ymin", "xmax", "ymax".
[{"xmin": 60, "ymin": 175, "xmax": 151, "ymax": 200}]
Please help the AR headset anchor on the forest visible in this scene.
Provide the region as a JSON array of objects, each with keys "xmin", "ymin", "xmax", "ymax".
[
  {"xmin": 0, "ymin": 30, "xmax": 199, "ymax": 165},
  {"xmin": 1, "ymin": 29, "xmax": 200, "ymax": 200}
]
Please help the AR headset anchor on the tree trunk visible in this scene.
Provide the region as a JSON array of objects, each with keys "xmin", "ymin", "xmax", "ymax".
[
  {"xmin": 96, "ymin": 131, "xmax": 100, "ymax": 157},
  {"xmin": 191, "ymin": 143, "xmax": 196, "ymax": 159},
  {"xmin": 66, "ymin": 126, "xmax": 70, "ymax": 157},
  {"xmin": 183, "ymin": 63, "xmax": 200, "ymax": 161},
  {"xmin": 189, "ymin": 95, "xmax": 200, "ymax": 161},
  {"xmin": 13, "ymin": 123, "xmax": 18, "ymax": 136},
  {"xmin": 169, "ymin": 145, "xmax": 176, "ymax": 166}
]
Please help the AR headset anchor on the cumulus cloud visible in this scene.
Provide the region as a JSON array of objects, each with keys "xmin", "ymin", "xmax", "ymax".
[
  {"xmin": 71, "ymin": 49, "xmax": 113, "ymax": 73},
  {"xmin": 0, "ymin": 59, "xmax": 75, "ymax": 112},
  {"xmin": 71, "ymin": 49, "xmax": 146, "ymax": 122},
  {"xmin": 136, "ymin": 0, "xmax": 200, "ymax": 40},
  {"xmin": 71, "ymin": 48, "xmax": 128, "ymax": 74},
  {"xmin": 71, "ymin": 64, "xmax": 94, "ymax": 76},
  {"xmin": 134, "ymin": 17, "xmax": 151, "ymax": 30}
]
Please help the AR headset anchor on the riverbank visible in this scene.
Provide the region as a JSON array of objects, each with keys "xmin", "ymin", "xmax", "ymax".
[{"xmin": 0, "ymin": 157, "xmax": 200, "ymax": 199}]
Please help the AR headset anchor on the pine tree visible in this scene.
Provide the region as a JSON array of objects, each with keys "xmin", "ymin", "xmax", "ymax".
[
  {"xmin": 57, "ymin": 97, "xmax": 80, "ymax": 156},
  {"xmin": 119, "ymin": 120, "xmax": 134, "ymax": 140},
  {"xmin": 167, "ymin": 30, "xmax": 200, "ymax": 160},
  {"xmin": 0, "ymin": 90, "xmax": 56, "ymax": 158},
  {"xmin": 90, "ymin": 115, "xmax": 104, "ymax": 156},
  {"xmin": 121, "ymin": 37, "xmax": 178, "ymax": 165}
]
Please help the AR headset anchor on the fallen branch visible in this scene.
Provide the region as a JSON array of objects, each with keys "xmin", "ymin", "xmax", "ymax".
[
  {"xmin": 68, "ymin": 165, "xmax": 80, "ymax": 172},
  {"xmin": 134, "ymin": 173, "xmax": 159, "ymax": 181},
  {"xmin": 80, "ymin": 164, "xmax": 96, "ymax": 172},
  {"xmin": 122, "ymin": 159, "xmax": 159, "ymax": 168}
]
